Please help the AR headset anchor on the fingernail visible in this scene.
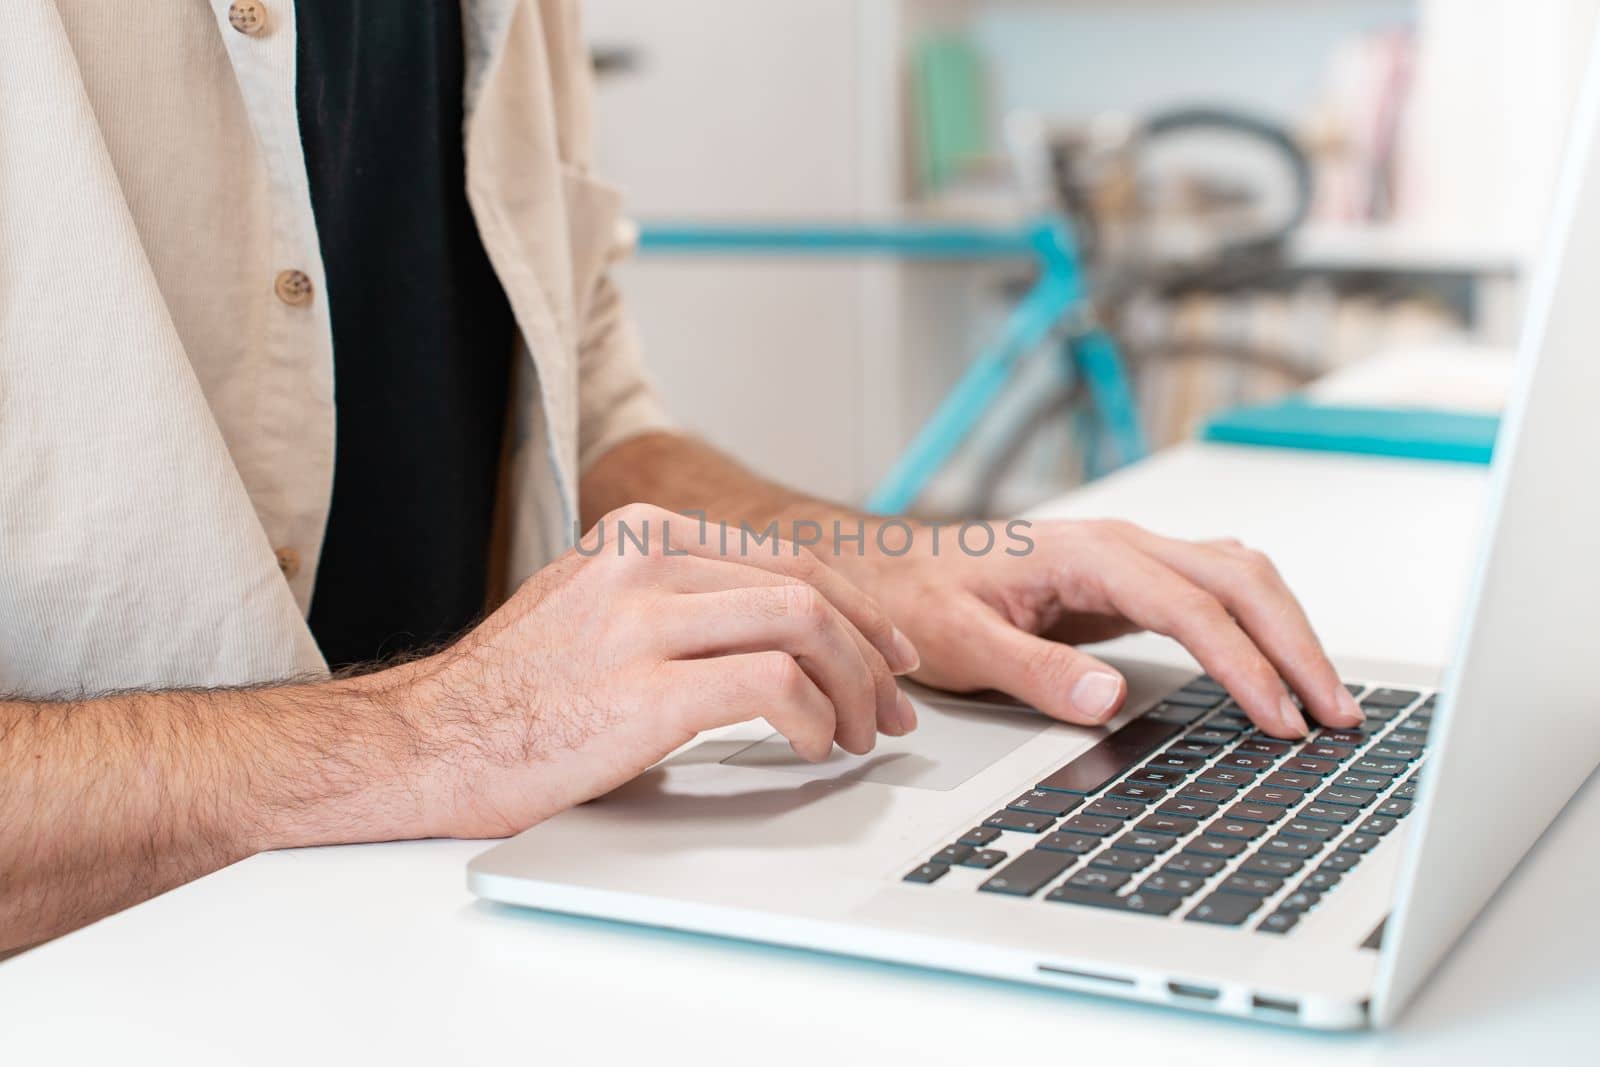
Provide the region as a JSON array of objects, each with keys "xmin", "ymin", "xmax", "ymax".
[
  {"xmin": 1071, "ymin": 672, "xmax": 1122, "ymax": 722},
  {"xmin": 889, "ymin": 627, "xmax": 920, "ymax": 674},
  {"xmin": 1279, "ymin": 694, "xmax": 1310, "ymax": 738},
  {"xmin": 1336, "ymin": 687, "xmax": 1366, "ymax": 726},
  {"xmin": 896, "ymin": 689, "xmax": 919, "ymax": 732}
]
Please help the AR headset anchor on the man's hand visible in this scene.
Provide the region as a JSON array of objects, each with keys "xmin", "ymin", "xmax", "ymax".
[
  {"xmin": 0, "ymin": 502, "xmax": 917, "ymax": 949},
  {"xmin": 842, "ymin": 519, "xmax": 1364, "ymax": 740},
  {"xmin": 398, "ymin": 504, "xmax": 920, "ymax": 837}
]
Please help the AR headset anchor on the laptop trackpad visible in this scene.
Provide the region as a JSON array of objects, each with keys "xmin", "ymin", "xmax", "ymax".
[{"xmin": 720, "ymin": 696, "xmax": 1050, "ymax": 791}]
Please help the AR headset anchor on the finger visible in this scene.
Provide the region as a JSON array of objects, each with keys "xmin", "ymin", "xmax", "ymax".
[
  {"xmin": 661, "ymin": 584, "xmax": 903, "ymax": 753},
  {"xmin": 651, "ymin": 517, "xmax": 920, "ymax": 674},
  {"xmin": 659, "ymin": 652, "xmax": 837, "ymax": 762},
  {"xmin": 1130, "ymin": 533, "xmax": 1362, "ymax": 729},
  {"xmin": 1079, "ymin": 542, "xmax": 1310, "ymax": 738},
  {"xmin": 955, "ymin": 603, "xmax": 1129, "ymax": 726},
  {"xmin": 643, "ymin": 558, "xmax": 914, "ymax": 739}
]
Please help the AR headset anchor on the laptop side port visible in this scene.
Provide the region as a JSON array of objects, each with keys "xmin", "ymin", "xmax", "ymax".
[
  {"xmin": 1167, "ymin": 981, "xmax": 1221, "ymax": 1003},
  {"xmin": 1250, "ymin": 993, "xmax": 1301, "ymax": 1020},
  {"xmin": 1035, "ymin": 964, "xmax": 1135, "ymax": 987}
]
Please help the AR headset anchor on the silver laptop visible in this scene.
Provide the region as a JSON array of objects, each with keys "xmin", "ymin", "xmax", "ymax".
[{"xmin": 468, "ymin": 33, "xmax": 1600, "ymax": 1030}]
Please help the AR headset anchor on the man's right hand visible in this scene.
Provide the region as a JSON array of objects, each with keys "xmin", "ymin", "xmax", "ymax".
[{"xmin": 394, "ymin": 504, "xmax": 921, "ymax": 839}]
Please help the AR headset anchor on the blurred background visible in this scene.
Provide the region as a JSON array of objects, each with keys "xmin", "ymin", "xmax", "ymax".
[{"xmin": 584, "ymin": 0, "xmax": 1598, "ymax": 514}]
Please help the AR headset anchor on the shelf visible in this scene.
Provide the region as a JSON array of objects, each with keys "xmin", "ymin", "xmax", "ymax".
[{"xmin": 1287, "ymin": 223, "xmax": 1527, "ymax": 275}]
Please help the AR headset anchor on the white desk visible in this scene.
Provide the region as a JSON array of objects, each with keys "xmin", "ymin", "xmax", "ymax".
[{"xmin": 5, "ymin": 443, "xmax": 1598, "ymax": 1063}]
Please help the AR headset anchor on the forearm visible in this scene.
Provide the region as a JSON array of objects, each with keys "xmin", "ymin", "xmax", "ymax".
[{"xmin": 0, "ymin": 667, "xmax": 434, "ymax": 952}]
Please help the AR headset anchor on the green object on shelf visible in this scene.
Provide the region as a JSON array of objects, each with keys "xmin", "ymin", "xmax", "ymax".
[
  {"xmin": 913, "ymin": 32, "xmax": 987, "ymax": 193},
  {"xmin": 1200, "ymin": 397, "xmax": 1500, "ymax": 464}
]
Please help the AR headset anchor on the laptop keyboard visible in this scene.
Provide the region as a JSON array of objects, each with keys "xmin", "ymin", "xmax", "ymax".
[{"xmin": 902, "ymin": 676, "xmax": 1434, "ymax": 935}]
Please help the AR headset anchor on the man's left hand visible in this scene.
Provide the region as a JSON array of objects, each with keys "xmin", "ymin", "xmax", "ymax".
[{"xmin": 840, "ymin": 518, "xmax": 1365, "ymax": 740}]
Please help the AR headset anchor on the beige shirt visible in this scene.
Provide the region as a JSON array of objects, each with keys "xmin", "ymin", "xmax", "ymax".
[{"xmin": 0, "ymin": 1, "xmax": 670, "ymax": 698}]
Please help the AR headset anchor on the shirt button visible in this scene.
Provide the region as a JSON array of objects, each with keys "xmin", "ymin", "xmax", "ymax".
[
  {"xmin": 227, "ymin": 1, "xmax": 269, "ymax": 36},
  {"xmin": 274, "ymin": 269, "xmax": 314, "ymax": 307},
  {"xmin": 225, "ymin": 1, "xmax": 268, "ymax": 36},
  {"xmin": 274, "ymin": 547, "xmax": 301, "ymax": 580}
]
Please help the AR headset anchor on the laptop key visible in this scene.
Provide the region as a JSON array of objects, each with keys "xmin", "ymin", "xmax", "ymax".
[
  {"xmin": 1186, "ymin": 892, "xmax": 1262, "ymax": 926},
  {"xmin": 1142, "ymin": 872, "xmax": 1205, "ymax": 897},
  {"xmin": 1225, "ymin": 802, "xmax": 1286, "ymax": 823},
  {"xmin": 1186, "ymin": 728, "xmax": 1236, "ymax": 746},
  {"xmin": 1303, "ymin": 869, "xmax": 1343, "ymax": 892},
  {"xmin": 1219, "ymin": 873, "xmax": 1283, "ymax": 897},
  {"xmin": 1116, "ymin": 830, "xmax": 1177, "ymax": 854},
  {"xmin": 904, "ymin": 862, "xmax": 948, "ymax": 884},
  {"xmin": 1060, "ymin": 814, "xmax": 1123, "ymax": 837},
  {"xmin": 1145, "ymin": 703, "xmax": 1210, "ymax": 726},
  {"xmin": 1185, "ymin": 676, "xmax": 1228, "ymax": 696},
  {"xmin": 1352, "ymin": 758, "xmax": 1406, "ymax": 778},
  {"xmin": 1298, "ymin": 803, "xmax": 1357, "ymax": 825},
  {"xmin": 1239, "ymin": 855, "xmax": 1303, "ymax": 878},
  {"xmin": 957, "ymin": 826, "xmax": 1002, "ymax": 848},
  {"xmin": 1318, "ymin": 729, "xmax": 1370, "ymax": 746},
  {"xmin": 1282, "ymin": 757, "xmax": 1337, "ymax": 776},
  {"xmin": 1149, "ymin": 752, "xmax": 1205, "ymax": 774},
  {"xmin": 1340, "ymin": 833, "xmax": 1381, "ymax": 854},
  {"xmin": 1369, "ymin": 743, "xmax": 1422, "ymax": 762},
  {"xmin": 1065, "ymin": 868, "xmax": 1130, "ymax": 892},
  {"xmin": 1007, "ymin": 790, "xmax": 1083, "ymax": 817},
  {"xmin": 1363, "ymin": 688, "xmax": 1420, "ymax": 708},
  {"xmin": 979, "ymin": 849, "xmax": 1077, "ymax": 897},
  {"xmin": 1184, "ymin": 836, "xmax": 1247, "ymax": 859},
  {"xmin": 1218, "ymin": 753, "xmax": 1273, "ymax": 773},
  {"xmin": 932, "ymin": 844, "xmax": 975, "ymax": 865},
  {"xmin": 1084, "ymin": 798, "xmax": 1144, "ymax": 821},
  {"xmin": 1280, "ymin": 819, "xmax": 1339, "ymax": 841},
  {"xmin": 1321, "ymin": 786, "xmax": 1380, "ymax": 808},
  {"xmin": 1320, "ymin": 851, "xmax": 1361, "ymax": 873},
  {"xmin": 1037, "ymin": 831, "xmax": 1102, "ymax": 854},
  {"xmin": 1161, "ymin": 690, "xmax": 1226, "ymax": 709},
  {"xmin": 1300, "ymin": 743, "xmax": 1354, "ymax": 762},
  {"xmin": 1245, "ymin": 786, "xmax": 1301, "ymax": 807},
  {"xmin": 1236, "ymin": 739, "xmax": 1292, "ymax": 758},
  {"xmin": 1168, "ymin": 740, "xmax": 1222, "ymax": 759},
  {"xmin": 1391, "ymin": 729, "xmax": 1430, "ymax": 749},
  {"xmin": 984, "ymin": 810, "xmax": 1054, "ymax": 834},
  {"xmin": 1035, "ymin": 717, "xmax": 1184, "ymax": 795},
  {"xmin": 1046, "ymin": 886, "xmax": 1181, "ymax": 915},
  {"xmin": 1334, "ymin": 771, "xmax": 1389, "ymax": 791},
  {"xmin": 1158, "ymin": 798, "xmax": 1218, "ymax": 820},
  {"xmin": 1258, "ymin": 910, "xmax": 1300, "ymax": 934},
  {"xmin": 961, "ymin": 849, "xmax": 1008, "ymax": 869},
  {"xmin": 1177, "ymin": 782, "xmax": 1236, "ymax": 805},
  {"xmin": 1395, "ymin": 781, "xmax": 1420, "ymax": 800},
  {"xmin": 1264, "ymin": 771, "xmax": 1320, "ymax": 792},
  {"xmin": 1136, "ymin": 814, "xmax": 1198, "ymax": 837},
  {"xmin": 1207, "ymin": 819, "xmax": 1266, "ymax": 841},
  {"xmin": 1198, "ymin": 766, "xmax": 1256, "ymax": 788},
  {"xmin": 1164, "ymin": 854, "xmax": 1227, "ymax": 877},
  {"xmin": 1278, "ymin": 889, "xmax": 1321, "ymax": 912},
  {"xmin": 1108, "ymin": 780, "xmax": 1169, "ymax": 804},
  {"xmin": 1378, "ymin": 797, "xmax": 1415, "ymax": 818},
  {"xmin": 1129, "ymin": 767, "xmax": 1186, "ymax": 787},
  {"xmin": 1262, "ymin": 835, "xmax": 1322, "ymax": 859},
  {"xmin": 1090, "ymin": 849, "xmax": 1155, "ymax": 873},
  {"xmin": 1202, "ymin": 717, "xmax": 1251, "ymax": 735}
]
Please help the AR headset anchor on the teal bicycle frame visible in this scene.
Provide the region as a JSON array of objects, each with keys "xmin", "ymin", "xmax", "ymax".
[{"xmin": 637, "ymin": 217, "xmax": 1148, "ymax": 513}]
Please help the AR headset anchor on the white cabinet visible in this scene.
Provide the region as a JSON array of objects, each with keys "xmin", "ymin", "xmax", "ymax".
[{"xmin": 585, "ymin": 0, "xmax": 906, "ymax": 502}]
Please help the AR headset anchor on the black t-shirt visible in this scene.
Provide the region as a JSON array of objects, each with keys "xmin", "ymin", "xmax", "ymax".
[{"xmin": 295, "ymin": 1, "xmax": 517, "ymax": 668}]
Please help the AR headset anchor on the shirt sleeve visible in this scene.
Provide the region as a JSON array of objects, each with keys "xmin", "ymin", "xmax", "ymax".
[{"xmin": 575, "ymin": 255, "xmax": 676, "ymax": 473}]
